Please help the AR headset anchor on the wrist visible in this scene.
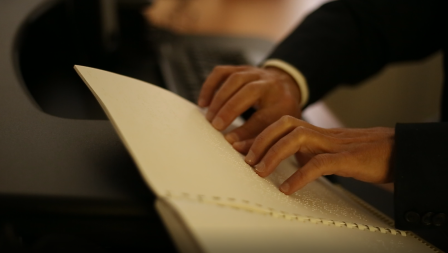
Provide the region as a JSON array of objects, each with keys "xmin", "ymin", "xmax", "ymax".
[
  {"xmin": 265, "ymin": 66, "xmax": 302, "ymax": 106},
  {"xmin": 262, "ymin": 59, "xmax": 309, "ymax": 107}
]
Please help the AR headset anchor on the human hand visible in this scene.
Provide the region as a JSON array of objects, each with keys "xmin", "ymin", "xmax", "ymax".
[
  {"xmin": 197, "ymin": 66, "xmax": 302, "ymax": 145},
  {"xmin": 235, "ymin": 116, "xmax": 395, "ymax": 194}
]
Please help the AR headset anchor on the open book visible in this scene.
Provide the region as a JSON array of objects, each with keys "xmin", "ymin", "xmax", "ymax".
[{"xmin": 75, "ymin": 66, "xmax": 440, "ymax": 253}]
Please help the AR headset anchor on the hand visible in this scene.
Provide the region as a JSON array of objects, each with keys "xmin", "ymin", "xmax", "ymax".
[
  {"xmin": 197, "ymin": 66, "xmax": 302, "ymax": 145},
  {"xmin": 236, "ymin": 116, "xmax": 395, "ymax": 194}
]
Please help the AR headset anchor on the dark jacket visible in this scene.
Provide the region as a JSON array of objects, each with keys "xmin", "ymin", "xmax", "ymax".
[{"xmin": 268, "ymin": 0, "xmax": 448, "ymax": 231}]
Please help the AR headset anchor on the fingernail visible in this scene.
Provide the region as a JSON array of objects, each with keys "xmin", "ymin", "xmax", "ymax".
[
  {"xmin": 232, "ymin": 141, "xmax": 245, "ymax": 149},
  {"xmin": 254, "ymin": 161, "xmax": 266, "ymax": 173},
  {"xmin": 198, "ymin": 98, "xmax": 206, "ymax": 107},
  {"xmin": 245, "ymin": 150, "xmax": 255, "ymax": 164},
  {"xmin": 206, "ymin": 111, "xmax": 214, "ymax": 121},
  {"xmin": 280, "ymin": 182, "xmax": 290, "ymax": 193},
  {"xmin": 225, "ymin": 133, "xmax": 239, "ymax": 143},
  {"xmin": 212, "ymin": 117, "xmax": 224, "ymax": 130}
]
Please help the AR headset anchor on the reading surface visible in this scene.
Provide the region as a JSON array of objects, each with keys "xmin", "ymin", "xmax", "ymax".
[{"xmin": 75, "ymin": 66, "xmax": 391, "ymax": 228}]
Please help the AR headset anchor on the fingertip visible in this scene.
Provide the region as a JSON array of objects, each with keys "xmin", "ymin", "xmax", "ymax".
[
  {"xmin": 211, "ymin": 117, "xmax": 225, "ymax": 130},
  {"xmin": 233, "ymin": 138, "xmax": 253, "ymax": 155},
  {"xmin": 254, "ymin": 161, "xmax": 266, "ymax": 176},
  {"xmin": 232, "ymin": 140, "xmax": 245, "ymax": 150},
  {"xmin": 198, "ymin": 98, "xmax": 206, "ymax": 107},
  {"xmin": 245, "ymin": 150, "xmax": 256, "ymax": 165},
  {"xmin": 279, "ymin": 182, "xmax": 290, "ymax": 194},
  {"xmin": 205, "ymin": 111, "xmax": 214, "ymax": 122},
  {"xmin": 225, "ymin": 133, "xmax": 239, "ymax": 144}
]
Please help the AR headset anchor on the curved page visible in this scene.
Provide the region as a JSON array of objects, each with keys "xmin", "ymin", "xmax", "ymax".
[{"xmin": 74, "ymin": 66, "xmax": 407, "ymax": 233}]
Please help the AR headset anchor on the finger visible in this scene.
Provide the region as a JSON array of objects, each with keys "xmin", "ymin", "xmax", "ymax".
[
  {"xmin": 280, "ymin": 153, "xmax": 342, "ymax": 194},
  {"xmin": 211, "ymin": 81, "xmax": 263, "ymax": 130},
  {"xmin": 197, "ymin": 65, "xmax": 248, "ymax": 107},
  {"xmin": 253, "ymin": 126, "xmax": 336, "ymax": 177},
  {"xmin": 207, "ymin": 72, "xmax": 260, "ymax": 122},
  {"xmin": 328, "ymin": 127, "xmax": 392, "ymax": 140},
  {"xmin": 223, "ymin": 108, "xmax": 276, "ymax": 144},
  {"xmin": 245, "ymin": 115, "xmax": 301, "ymax": 165},
  {"xmin": 246, "ymin": 116, "xmax": 338, "ymax": 165},
  {"xmin": 232, "ymin": 139, "xmax": 255, "ymax": 154}
]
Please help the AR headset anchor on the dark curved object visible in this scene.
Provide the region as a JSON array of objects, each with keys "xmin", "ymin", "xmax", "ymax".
[
  {"xmin": 0, "ymin": 0, "xmax": 178, "ymax": 250},
  {"xmin": 1, "ymin": 0, "xmax": 156, "ymax": 216}
]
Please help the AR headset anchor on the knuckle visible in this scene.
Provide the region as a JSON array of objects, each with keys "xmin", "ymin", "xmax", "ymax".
[
  {"xmin": 228, "ymin": 72, "xmax": 245, "ymax": 82},
  {"xmin": 294, "ymin": 126, "xmax": 306, "ymax": 133},
  {"xmin": 280, "ymin": 115, "xmax": 290, "ymax": 122},
  {"xmin": 245, "ymin": 81, "xmax": 262, "ymax": 93},
  {"xmin": 293, "ymin": 126, "xmax": 310, "ymax": 137},
  {"xmin": 293, "ymin": 126, "xmax": 307, "ymax": 143},
  {"xmin": 293, "ymin": 127, "xmax": 318, "ymax": 153},
  {"xmin": 269, "ymin": 144, "xmax": 282, "ymax": 157},
  {"xmin": 212, "ymin": 65, "xmax": 231, "ymax": 75},
  {"xmin": 213, "ymin": 65, "xmax": 226, "ymax": 72},
  {"xmin": 280, "ymin": 115, "xmax": 296, "ymax": 126}
]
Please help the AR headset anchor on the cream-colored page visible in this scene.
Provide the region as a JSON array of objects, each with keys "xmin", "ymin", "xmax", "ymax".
[
  {"xmin": 161, "ymin": 197, "xmax": 434, "ymax": 253},
  {"xmin": 75, "ymin": 66, "xmax": 397, "ymax": 230}
]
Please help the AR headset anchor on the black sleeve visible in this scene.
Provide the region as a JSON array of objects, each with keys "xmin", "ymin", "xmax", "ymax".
[
  {"xmin": 268, "ymin": 0, "xmax": 444, "ymax": 106},
  {"xmin": 394, "ymin": 123, "xmax": 448, "ymax": 230}
]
